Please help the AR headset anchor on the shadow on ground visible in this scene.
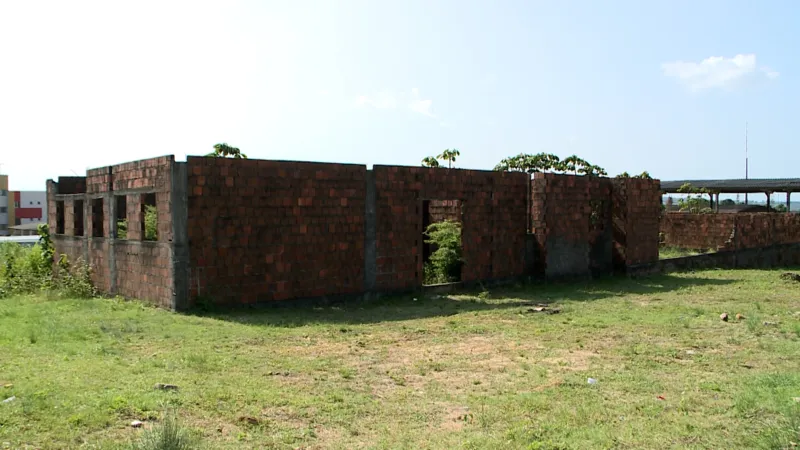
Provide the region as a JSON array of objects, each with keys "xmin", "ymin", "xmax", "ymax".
[{"xmin": 192, "ymin": 273, "xmax": 736, "ymax": 327}]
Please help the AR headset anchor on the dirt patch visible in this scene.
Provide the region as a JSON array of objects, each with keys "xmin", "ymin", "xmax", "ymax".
[
  {"xmin": 542, "ymin": 349, "xmax": 599, "ymax": 372},
  {"xmin": 440, "ymin": 404, "xmax": 472, "ymax": 431}
]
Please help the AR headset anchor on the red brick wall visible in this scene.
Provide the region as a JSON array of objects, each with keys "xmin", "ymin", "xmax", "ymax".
[
  {"xmin": 48, "ymin": 156, "xmax": 176, "ymax": 307},
  {"xmin": 428, "ymin": 199, "xmax": 462, "ymax": 223},
  {"xmin": 89, "ymin": 240, "xmax": 111, "ymax": 293},
  {"xmin": 662, "ymin": 213, "xmax": 800, "ymax": 251},
  {"xmin": 530, "ymin": 173, "xmax": 613, "ymax": 275},
  {"xmin": 660, "ymin": 214, "xmax": 736, "ymax": 250},
  {"xmin": 57, "ymin": 177, "xmax": 87, "ymax": 195},
  {"xmin": 186, "ymin": 157, "xmax": 366, "ymax": 305},
  {"xmin": 115, "ymin": 242, "xmax": 173, "ymax": 308},
  {"xmin": 612, "ymin": 178, "xmax": 661, "ymax": 266},
  {"xmin": 373, "ymin": 166, "xmax": 529, "ymax": 291}
]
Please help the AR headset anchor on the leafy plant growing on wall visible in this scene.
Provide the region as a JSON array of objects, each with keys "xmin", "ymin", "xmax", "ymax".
[
  {"xmin": 207, "ymin": 143, "xmax": 247, "ymax": 159},
  {"xmin": 421, "ymin": 149, "xmax": 461, "ymax": 168},
  {"xmin": 494, "ymin": 153, "xmax": 606, "ymax": 176},
  {"xmin": 423, "ymin": 220, "xmax": 463, "ymax": 284},
  {"xmin": 616, "ymin": 171, "xmax": 652, "ymax": 179},
  {"xmin": 421, "ymin": 156, "xmax": 441, "ymax": 168}
]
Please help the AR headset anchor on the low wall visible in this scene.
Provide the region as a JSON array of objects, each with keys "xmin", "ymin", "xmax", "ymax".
[
  {"xmin": 661, "ymin": 213, "xmax": 800, "ymax": 251},
  {"xmin": 628, "ymin": 242, "xmax": 800, "ymax": 277},
  {"xmin": 660, "ymin": 213, "xmax": 736, "ymax": 250}
]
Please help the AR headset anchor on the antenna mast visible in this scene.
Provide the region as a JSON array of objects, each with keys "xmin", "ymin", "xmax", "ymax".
[{"xmin": 745, "ymin": 122, "xmax": 749, "ymax": 205}]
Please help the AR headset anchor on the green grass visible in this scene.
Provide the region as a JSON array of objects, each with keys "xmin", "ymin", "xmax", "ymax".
[
  {"xmin": 659, "ymin": 246, "xmax": 711, "ymax": 260},
  {"xmin": 1, "ymin": 269, "xmax": 800, "ymax": 449}
]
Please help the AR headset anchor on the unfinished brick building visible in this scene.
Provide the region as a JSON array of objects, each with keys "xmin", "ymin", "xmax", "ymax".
[{"xmin": 47, "ymin": 155, "xmax": 661, "ymax": 310}]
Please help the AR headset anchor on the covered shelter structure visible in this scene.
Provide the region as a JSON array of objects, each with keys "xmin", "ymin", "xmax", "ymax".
[{"xmin": 661, "ymin": 178, "xmax": 800, "ymax": 212}]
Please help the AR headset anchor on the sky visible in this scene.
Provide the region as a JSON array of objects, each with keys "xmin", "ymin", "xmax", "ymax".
[{"xmin": 1, "ymin": 0, "xmax": 798, "ymax": 191}]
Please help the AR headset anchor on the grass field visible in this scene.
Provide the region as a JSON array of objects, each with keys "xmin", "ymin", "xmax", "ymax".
[{"xmin": 1, "ymin": 269, "xmax": 799, "ymax": 449}]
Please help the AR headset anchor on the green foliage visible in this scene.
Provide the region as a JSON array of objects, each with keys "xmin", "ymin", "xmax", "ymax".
[
  {"xmin": 144, "ymin": 205, "xmax": 158, "ymax": 241},
  {"xmin": 207, "ymin": 142, "xmax": 247, "ymax": 159},
  {"xmin": 128, "ymin": 411, "xmax": 198, "ymax": 450},
  {"xmin": 117, "ymin": 219, "xmax": 128, "ymax": 239},
  {"xmin": 675, "ymin": 183, "xmax": 713, "ymax": 213},
  {"xmin": 438, "ymin": 149, "xmax": 460, "ymax": 168},
  {"xmin": 0, "ymin": 225, "xmax": 95, "ymax": 299},
  {"xmin": 720, "ymin": 199, "xmax": 736, "ymax": 206},
  {"xmin": 422, "ymin": 149, "xmax": 460, "ymax": 169},
  {"xmin": 774, "ymin": 204, "xmax": 789, "ymax": 212},
  {"xmin": 494, "ymin": 153, "xmax": 607, "ymax": 176},
  {"xmin": 423, "ymin": 220, "xmax": 463, "ymax": 284},
  {"xmin": 421, "ymin": 156, "xmax": 440, "ymax": 168},
  {"xmin": 616, "ymin": 171, "xmax": 653, "ymax": 179}
]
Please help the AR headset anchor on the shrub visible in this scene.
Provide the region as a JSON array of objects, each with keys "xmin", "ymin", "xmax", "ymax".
[
  {"xmin": 423, "ymin": 220, "xmax": 463, "ymax": 284},
  {"xmin": 0, "ymin": 224, "xmax": 95, "ymax": 299}
]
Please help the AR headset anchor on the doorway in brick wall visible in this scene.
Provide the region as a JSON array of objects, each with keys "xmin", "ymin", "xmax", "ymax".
[{"xmin": 421, "ymin": 199, "xmax": 464, "ymax": 285}]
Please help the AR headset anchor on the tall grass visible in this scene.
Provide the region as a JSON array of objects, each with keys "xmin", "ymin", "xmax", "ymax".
[
  {"xmin": 129, "ymin": 412, "xmax": 198, "ymax": 450},
  {"xmin": 0, "ymin": 225, "xmax": 95, "ymax": 299}
]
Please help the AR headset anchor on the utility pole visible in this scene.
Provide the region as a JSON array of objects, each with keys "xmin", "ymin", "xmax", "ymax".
[{"xmin": 745, "ymin": 122, "xmax": 749, "ymax": 205}]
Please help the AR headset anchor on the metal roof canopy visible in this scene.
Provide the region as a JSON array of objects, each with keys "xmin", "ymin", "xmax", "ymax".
[{"xmin": 661, "ymin": 178, "xmax": 800, "ymax": 194}]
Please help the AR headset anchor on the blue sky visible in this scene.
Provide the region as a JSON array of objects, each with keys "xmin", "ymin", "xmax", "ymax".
[{"xmin": 1, "ymin": 0, "xmax": 798, "ymax": 191}]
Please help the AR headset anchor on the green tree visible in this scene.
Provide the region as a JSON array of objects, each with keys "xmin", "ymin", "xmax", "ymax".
[
  {"xmin": 423, "ymin": 220, "xmax": 463, "ymax": 284},
  {"xmin": 437, "ymin": 149, "xmax": 460, "ymax": 168},
  {"xmin": 207, "ymin": 143, "xmax": 247, "ymax": 159},
  {"xmin": 675, "ymin": 183, "xmax": 713, "ymax": 213}
]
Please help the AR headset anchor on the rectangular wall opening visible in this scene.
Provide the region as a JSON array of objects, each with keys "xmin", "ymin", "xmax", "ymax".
[
  {"xmin": 115, "ymin": 195, "xmax": 127, "ymax": 239},
  {"xmin": 73, "ymin": 200, "xmax": 84, "ymax": 236},
  {"xmin": 92, "ymin": 198, "xmax": 104, "ymax": 237},
  {"xmin": 141, "ymin": 193, "xmax": 157, "ymax": 241},
  {"xmin": 56, "ymin": 201, "xmax": 65, "ymax": 235},
  {"xmin": 422, "ymin": 199, "xmax": 463, "ymax": 285}
]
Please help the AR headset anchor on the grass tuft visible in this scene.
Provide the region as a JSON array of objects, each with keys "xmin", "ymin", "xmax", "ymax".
[{"xmin": 129, "ymin": 411, "xmax": 197, "ymax": 450}]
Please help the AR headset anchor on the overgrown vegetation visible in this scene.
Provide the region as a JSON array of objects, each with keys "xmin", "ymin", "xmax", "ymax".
[
  {"xmin": 207, "ymin": 142, "xmax": 246, "ymax": 159},
  {"xmin": 144, "ymin": 204, "xmax": 158, "ymax": 241},
  {"xmin": 423, "ymin": 220, "xmax": 463, "ymax": 284},
  {"xmin": 422, "ymin": 148, "xmax": 460, "ymax": 168},
  {"xmin": 494, "ymin": 153, "xmax": 607, "ymax": 176},
  {"xmin": 0, "ymin": 224, "xmax": 95, "ymax": 299},
  {"xmin": 0, "ymin": 270, "xmax": 798, "ymax": 448}
]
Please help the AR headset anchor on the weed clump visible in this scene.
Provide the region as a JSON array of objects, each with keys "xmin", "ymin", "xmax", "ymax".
[{"xmin": 0, "ymin": 224, "xmax": 95, "ymax": 299}]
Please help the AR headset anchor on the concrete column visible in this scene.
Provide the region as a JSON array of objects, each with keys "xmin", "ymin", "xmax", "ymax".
[
  {"xmin": 715, "ymin": 193, "xmax": 720, "ymax": 212},
  {"xmin": 364, "ymin": 170, "xmax": 377, "ymax": 293},
  {"xmin": 708, "ymin": 193, "xmax": 714, "ymax": 210},
  {"xmin": 766, "ymin": 192, "xmax": 772, "ymax": 209},
  {"xmin": 170, "ymin": 162, "xmax": 190, "ymax": 311},
  {"xmin": 787, "ymin": 192, "xmax": 792, "ymax": 213}
]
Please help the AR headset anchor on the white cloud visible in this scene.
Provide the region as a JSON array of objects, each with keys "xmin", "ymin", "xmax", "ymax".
[
  {"xmin": 356, "ymin": 88, "xmax": 437, "ymax": 118},
  {"xmin": 661, "ymin": 54, "xmax": 779, "ymax": 91},
  {"xmin": 355, "ymin": 92, "xmax": 397, "ymax": 109},
  {"xmin": 408, "ymin": 88, "xmax": 435, "ymax": 117}
]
